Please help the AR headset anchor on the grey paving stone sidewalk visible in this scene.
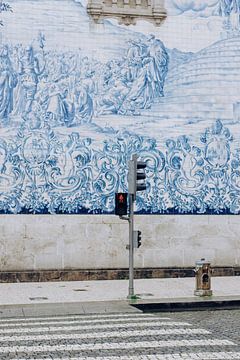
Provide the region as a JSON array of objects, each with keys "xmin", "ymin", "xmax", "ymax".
[
  {"xmin": 1, "ymin": 277, "xmax": 240, "ymax": 305},
  {"xmin": 0, "ymin": 276, "xmax": 239, "ymax": 318}
]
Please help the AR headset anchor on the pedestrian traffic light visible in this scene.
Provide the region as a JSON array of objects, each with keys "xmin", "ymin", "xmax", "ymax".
[
  {"xmin": 137, "ymin": 230, "xmax": 142, "ymax": 248},
  {"xmin": 133, "ymin": 230, "xmax": 142, "ymax": 248},
  {"xmin": 128, "ymin": 154, "xmax": 147, "ymax": 199},
  {"xmin": 115, "ymin": 192, "xmax": 128, "ymax": 216}
]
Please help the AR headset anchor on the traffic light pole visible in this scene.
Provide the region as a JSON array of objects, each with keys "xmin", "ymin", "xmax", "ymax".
[
  {"xmin": 123, "ymin": 153, "xmax": 146, "ymax": 299},
  {"xmin": 128, "ymin": 192, "xmax": 134, "ymax": 298}
]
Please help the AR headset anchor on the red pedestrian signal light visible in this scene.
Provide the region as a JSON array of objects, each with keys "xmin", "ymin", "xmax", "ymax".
[
  {"xmin": 115, "ymin": 193, "xmax": 128, "ymax": 216},
  {"xmin": 118, "ymin": 194, "xmax": 124, "ymax": 203}
]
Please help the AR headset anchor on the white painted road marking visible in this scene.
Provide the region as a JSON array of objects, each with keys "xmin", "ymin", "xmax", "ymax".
[
  {"xmin": 0, "ymin": 327, "xmax": 211, "ymax": 342},
  {"xmin": 0, "ymin": 316, "xmax": 171, "ymax": 328},
  {"xmin": 0, "ymin": 339, "xmax": 236, "ymax": 353},
  {"xmin": 0, "ymin": 320, "xmax": 192, "ymax": 334},
  {"xmin": 10, "ymin": 354, "xmax": 240, "ymax": 360},
  {"xmin": 0, "ymin": 313, "xmax": 237, "ymax": 360},
  {"xmin": 0, "ymin": 313, "xmax": 160, "ymax": 323}
]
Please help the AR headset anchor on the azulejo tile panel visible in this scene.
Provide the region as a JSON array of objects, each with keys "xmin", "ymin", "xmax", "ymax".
[{"xmin": 0, "ymin": 0, "xmax": 240, "ymax": 214}]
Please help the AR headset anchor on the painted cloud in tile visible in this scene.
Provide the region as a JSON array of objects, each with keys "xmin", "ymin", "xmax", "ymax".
[{"xmin": 167, "ymin": 0, "xmax": 218, "ymax": 16}]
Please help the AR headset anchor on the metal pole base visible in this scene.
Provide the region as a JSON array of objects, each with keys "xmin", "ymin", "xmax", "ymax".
[
  {"xmin": 194, "ymin": 289, "xmax": 213, "ymax": 296},
  {"xmin": 127, "ymin": 294, "xmax": 140, "ymax": 301}
]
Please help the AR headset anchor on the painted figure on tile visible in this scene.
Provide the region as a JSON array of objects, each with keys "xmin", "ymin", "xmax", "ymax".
[
  {"xmin": 218, "ymin": 0, "xmax": 240, "ymax": 32},
  {"xmin": 16, "ymin": 46, "xmax": 44, "ymax": 118},
  {"xmin": 0, "ymin": 45, "xmax": 17, "ymax": 121},
  {"xmin": 74, "ymin": 83, "xmax": 93, "ymax": 124},
  {"xmin": 119, "ymin": 56, "xmax": 154, "ymax": 114},
  {"xmin": 45, "ymin": 83, "xmax": 75, "ymax": 127},
  {"xmin": 147, "ymin": 34, "xmax": 169, "ymax": 98},
  {"xmin": 126, "ymin": 39, "xmax": 146, "ymax": 81},
  {"xmin": 0, "ymin": 139, "xmax": 23, "ymax": 193},
  {"xmin": 231, "ymin": 0, "xmax": 240, "ymax": 31}
]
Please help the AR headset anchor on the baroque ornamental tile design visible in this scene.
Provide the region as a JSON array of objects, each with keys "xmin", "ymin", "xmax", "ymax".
[{"xmin": 0, "ymin": 119, "xmax": 239, "ymax": 215}]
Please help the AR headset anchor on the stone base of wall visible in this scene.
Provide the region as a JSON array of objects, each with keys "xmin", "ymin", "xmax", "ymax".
[{"xmin": 0, "ymin": 267, "xmax": 239, "ymax": 283}]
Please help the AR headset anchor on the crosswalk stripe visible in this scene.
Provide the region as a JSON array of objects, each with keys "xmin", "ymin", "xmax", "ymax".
[
  {"xmin": 0, "ymin": 313, "xmax": 160, "ymax": 323},
  {"xmin": 10, "ymin": 353, "xmax": 240, "ymax": 360},
  {"xmin": 0, "ymin": 339, "xmax": 236, "ymax": 353},
  {"xmin": 0, "ymin": 328, "xmax": 211, "ymax": 342},
  {"xmin": 0, "ymin": 321, "xmax": 191, "ymax": 334},
  {"xmin": 0, "ymin": 316, "xmax": 170, "ymax": 328}
]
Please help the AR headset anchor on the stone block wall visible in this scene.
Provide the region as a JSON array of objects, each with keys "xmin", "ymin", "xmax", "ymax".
[{"xmin": 0, "ymin": 214, "xmax": 239, "ymax": 277}]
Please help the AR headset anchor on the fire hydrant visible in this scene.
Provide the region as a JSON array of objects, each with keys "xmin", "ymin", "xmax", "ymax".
[{"xmin": 194, "ymin": 258, "xmax": 212, "ymax": 296}]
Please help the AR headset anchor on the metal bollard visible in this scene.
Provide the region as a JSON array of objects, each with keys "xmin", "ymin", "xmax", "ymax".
[{"xmin": 194, "ymin": 258, "xmax": 212, "ymax": 296}]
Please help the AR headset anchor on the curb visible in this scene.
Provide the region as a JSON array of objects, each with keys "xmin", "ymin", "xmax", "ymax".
[
  {"xmin": 131, "ymin": 297, "xmax": 240, "ymax": 312},
  {"xmin": 0, "ymin": 300, "xmax": 140, "ymax": 319}
]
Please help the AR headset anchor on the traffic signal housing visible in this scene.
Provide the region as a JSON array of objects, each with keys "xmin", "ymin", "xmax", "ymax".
[
  {"xmin": 136, "ymin": 160, "xmax": 147, "ymax": 192},
  {"xmin": 115, "ymin": 192, "xmax": 128, "ymax": 216},
  {"xmin": 133, "ymin": 230, "xmax": 142, "ymax": 248},
  {"xmin": 128, "ymin": 154, "xmax": 147, "ymax": 199}
]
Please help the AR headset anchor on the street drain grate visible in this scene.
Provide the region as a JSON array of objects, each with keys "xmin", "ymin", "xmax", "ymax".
[
  {"xmin": 29, "ymin": 297, "xmax": 48, "ymax": 301},
  {"xmin": 73, "ymin": 289, "xmax": 88, "ymax": 292}
]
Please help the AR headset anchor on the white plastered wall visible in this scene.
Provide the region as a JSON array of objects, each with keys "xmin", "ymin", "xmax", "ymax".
[{"xmin": 0, "ymin": 215, "xmax": 239, "ymax": 271}]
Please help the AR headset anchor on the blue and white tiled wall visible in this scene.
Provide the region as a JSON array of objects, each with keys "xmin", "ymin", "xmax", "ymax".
[{"xmin": 0, "ymin": 0, "xmax": 240, "ymax": 215}]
